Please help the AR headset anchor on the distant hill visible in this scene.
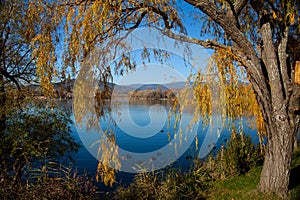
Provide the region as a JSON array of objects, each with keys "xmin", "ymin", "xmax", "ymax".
[
  {"xmin": 120, "ymin": 82, "xmax": 189, "ymax": 89},
  {"xmin": 112, "ymin": 82, "xmax": 191, "ymax": 94},
  {"xmin": 27, "ymin": 79, "xmax": 252, "ymax": 99},
  {"xmin": 24, "ymin": 80, "xmax": 191, "ymax": 97}
]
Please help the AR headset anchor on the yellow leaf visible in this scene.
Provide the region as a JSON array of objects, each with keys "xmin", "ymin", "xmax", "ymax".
[
  {"xmin": 290, "ymin": 12, "xmax": 295, "ymax": 25},
  {"xmin": 272, "ymin": 11, "xmax": 277, "ymax": 19},
  {"xmin": 295, "ymin": 61, "xmax": 300, "ymax": 84}
]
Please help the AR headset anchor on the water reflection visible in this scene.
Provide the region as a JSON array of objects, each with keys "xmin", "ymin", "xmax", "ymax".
[{"xmin": 72, "ymin": 100, "xmax": 258, "ymax": 174}]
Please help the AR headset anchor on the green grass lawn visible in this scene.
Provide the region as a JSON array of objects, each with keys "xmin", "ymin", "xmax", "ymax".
[{"xmin": 208, "ymin": 150, "xmax": 300, "ymax": 200}]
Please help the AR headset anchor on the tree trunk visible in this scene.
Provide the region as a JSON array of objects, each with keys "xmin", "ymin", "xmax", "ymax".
[
  {"xmin": 257, "ymin": 110, "xmax": 295, "ymax": 199},
  {"xmin": 0, "ymin": 74, "xmax": 5, "ymax": 134},
  {"xmin": 294, "ymin": 136, "xmax": 298, "ymax": 152},
  {"xmin": 0, "ymin": 73, "xmax": 7, "ymax": 174}
]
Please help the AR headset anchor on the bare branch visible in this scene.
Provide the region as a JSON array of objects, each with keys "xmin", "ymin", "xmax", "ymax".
[
  {"xmin": 0, "ymin": 68, "xmax": 21, "ymax": 91},
  {"xmin": 261, "ymin": 22, "xmax": 284, "ymax": 112},
  {"xmin": 233, "ymin": 0, "xmax": 248, "ymax": 15},
  {"xmin": 158, "ymin": 28, "xmax": 228, "ymax": 50},
  {"xmin": 278, "ymin": 27, "xmax": 291, "ymax": 99},
  {"xmin": 184, "ymin": 0, "xmax": 265, "ymax": 83}
]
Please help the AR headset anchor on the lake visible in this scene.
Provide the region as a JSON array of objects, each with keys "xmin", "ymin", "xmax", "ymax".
[{"xmin": 68, "ymin": 99, "xmax": 258, "ymax": 190}]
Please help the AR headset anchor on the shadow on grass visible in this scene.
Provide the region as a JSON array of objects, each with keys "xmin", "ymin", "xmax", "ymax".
[
  {"xmin": 289, "ymin": 148, "xmax": 300, "ymax": 200},
  {"xmin": 289, "ymin": 165, "xmax": 300, "ymax": 189},
  {"xmin": 289, "ymin": 165, "xmax": 300, "ymax": 200}
]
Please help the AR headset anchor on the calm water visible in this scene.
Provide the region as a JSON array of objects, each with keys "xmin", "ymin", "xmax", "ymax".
[{"xmin": 69, "ymin": 100, "xmax": 258, "ymax": 189}]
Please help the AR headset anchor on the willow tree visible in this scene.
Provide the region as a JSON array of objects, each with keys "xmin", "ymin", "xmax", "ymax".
[
  {"xmin": 0, "ymin": 0, "xmax": 44, "ymax": 151},
  {"xmin": 1, "ymin": 0, "xmax": 62, "ymax": 168},
  {"xmin": 182, "ymin": 0, "xmax": 300, "ymax": 197},
  {"xmin": 8, "ymin": 0, "xmax": 299, "ymax": 197},
  {"xmin": 0, "ymin": 0, "xmax": 62, "ymax": 110},
  {"xmin": 57, "ymin": 1, "xmax": 299, "ymax": 197},
  {"xmin": 0, "ymin": 0, "xmax": 80, "ymax": 183}
]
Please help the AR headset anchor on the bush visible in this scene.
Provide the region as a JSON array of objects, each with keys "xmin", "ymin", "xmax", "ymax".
[
  {"xmin": 113, "ymin": 172, "xmax": 162, "ymax": 200},
  {"xmin": 0, "ymin": 162, "xmax": 99, "ymax": 200},
  {"xmin": 0, "ymin": 103, "xmax": 85, "ymax": 199},
  {"xmin": 0, "ymin": 105, "xmax": 80, "ymax": 184},
  {"xmin": 159, "ymin": 168, "xmax": 211, "ymax": 199},
  {"xmin": 113, "ymin": 168, "xmax": 211, "ymax": 200},
  {"xmin": 205, "ymin": 130, "xmax": 264, "ymax": 180}
]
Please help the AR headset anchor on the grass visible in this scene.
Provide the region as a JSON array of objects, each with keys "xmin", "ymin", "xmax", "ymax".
[
  {"xmin": 110, "ymin": 147, "xmax": 300, "ymax": 200},
  {"xmin": 208, "ymin": 149, "xmax": 300, "ymax": 200},
  {"xmin": 289, "ymin": 149, "xmax": 300, "ymax": 200},
  {"xmin": 208, "ymin": 167, "xmax": 280, "ymax": 200}
]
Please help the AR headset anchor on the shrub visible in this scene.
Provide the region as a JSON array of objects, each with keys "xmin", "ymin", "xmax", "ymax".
[
  {"xmin": 205, "ymin": 129, "xmax": 264, "ymax": 180},
  {"xmin": 0, "ymin": 103, "xmax": 86, "ymax": 199},
  {"xmin": 0, "ymin": 105, "xmax": 80, "ymax": 185},
  {"xmin": 113, "ymin": 168, "xmax": 211, "ymax": 200},
  {"xmin": 113, "ymin": 172, "xmax": 162, "ymax": 200},
  {"xmin": 0, "ymin": 162, "xmax": 99, "ymax": 200}
]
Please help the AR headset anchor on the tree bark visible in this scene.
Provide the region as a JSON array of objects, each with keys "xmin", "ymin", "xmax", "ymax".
[
  {"xmin": 0, "ymin": 73, "xmax": 7, "ymax": 174},
  {"xmin": 257, "ymin": 114, "xmax": 295, "ymax": 199},
  {"xmin": 294, "ymin": 136, "xmax": 298, "ymax": 151},
  {"xmin": 0, "ymin": 74, "xmax": 5, "ymax": 134}
]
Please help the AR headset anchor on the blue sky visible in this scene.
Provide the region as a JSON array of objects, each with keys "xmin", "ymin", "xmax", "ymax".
[
  {"xmin": 115, "ymin": 63, "xmax": 187, "ymax": 85},
  {"xmin": 110, "ymin": 1, "xmax": 215, "ymax": 85},
  {"xmin": 57, "ymin": 1, "xmax": 214, "ymax": 85}
]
